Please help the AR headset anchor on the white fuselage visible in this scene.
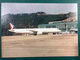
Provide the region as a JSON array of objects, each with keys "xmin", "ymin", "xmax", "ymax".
[
  {"xmin": 9, "ymin": 28, "xmax": 61, "ymax": 34},
  {"xmin": 70, "ymin": 28, "xmax": 78, "ymax": 31}
]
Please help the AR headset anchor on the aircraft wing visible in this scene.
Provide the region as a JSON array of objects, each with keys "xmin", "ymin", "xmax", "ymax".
[
  {"xmin": 29, "ymin": 30, "xmax": 40, "ymax": 32},
  {"xmin": 29, "ymin": 29, "xmax": 43, "ymax": 35}
]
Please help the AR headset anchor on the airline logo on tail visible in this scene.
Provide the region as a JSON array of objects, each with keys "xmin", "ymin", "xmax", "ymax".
[{"xmin": 9, "ymin": 23, "xmax": 14, "ymax": 29}]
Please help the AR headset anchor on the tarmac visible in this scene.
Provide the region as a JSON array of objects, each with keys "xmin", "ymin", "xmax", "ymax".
[{"xmin": 1, "ymin": 34, "xmax": 78, "ymax": 57}]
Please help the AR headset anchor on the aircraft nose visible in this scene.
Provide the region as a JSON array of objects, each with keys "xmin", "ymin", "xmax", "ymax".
[{"xmin": 57, "ymin": 29, "xmax": 61, "ymax": 32}]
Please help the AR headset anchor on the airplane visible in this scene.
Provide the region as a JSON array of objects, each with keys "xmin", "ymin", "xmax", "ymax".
[
  {"xmin": 70, "ymin": 28, "xmax": 78, "ymax": 33},
  {"xmin": 9, "ymin": 23, "xmax": 61, "ymax": 35}
]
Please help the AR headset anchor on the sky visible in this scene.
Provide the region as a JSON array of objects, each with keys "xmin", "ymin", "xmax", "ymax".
[{"xmin": 1, "ymin": 3, "xmax": 77, "ymax": 16}]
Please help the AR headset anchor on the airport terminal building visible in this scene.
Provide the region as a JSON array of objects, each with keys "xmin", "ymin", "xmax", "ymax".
[{"xmin": 38, "ymin": 21, "xmax": 78, "ymax": 32}]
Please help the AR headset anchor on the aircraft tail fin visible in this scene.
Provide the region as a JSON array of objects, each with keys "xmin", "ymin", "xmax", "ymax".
[{"xmin": 9, "ymin": 23, "xmax": 14, "ymax": 29}]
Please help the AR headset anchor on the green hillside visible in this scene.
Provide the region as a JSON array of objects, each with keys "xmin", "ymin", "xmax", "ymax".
[{"xmin": 1, "ymin": 12, "xmax": 76, "ymax": 36}]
